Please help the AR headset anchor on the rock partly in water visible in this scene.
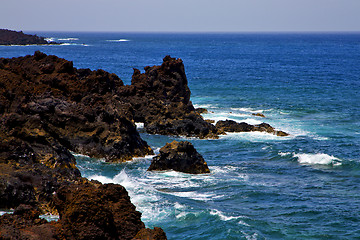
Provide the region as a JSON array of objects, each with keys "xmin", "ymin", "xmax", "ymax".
[
  {"xmin": 0, "ymin": 29, "xmax": 58, "ymax": 45},
  {"xmin": 119, "ymin": 56, "xmax": 222, "ymax": 139},
  {"xmin": 148, "ymin": 141, "xmax": 210, "ymax": 174},
  {"xmin": 215, "ymin": 120, "xmax": 289, "ymax": 136},
  {"xmin": 252, "ymin": 113, "xmax": 266, "ymax": 118},
  {"xmin": 0, "ymin": 182, "xmax": 167, "ymax": 240},
  {"xmin": 0, "ymin": 51, "xmax": 153, "ymax": 163}
]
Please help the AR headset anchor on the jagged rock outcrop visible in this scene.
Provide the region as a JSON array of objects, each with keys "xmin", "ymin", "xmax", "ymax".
[
  {"xmin": 0, "ymin": 29, "xmax": 58, "ymax": 45},
  {"xmin": 0, "ymin": 51, "xmax": 153, "ymax": 163},
  {"xmin": 119, "ymin": 56, "xmax": 222, "ymax": 139},
  {"xmin": 0, "ymin": 182, "xmax": 167, "ymax": 240},
  {"xmin": 148, "ymin": 141, "xmax": 210, "ymax": 174},
  {"xmin": 215, "ymin": 120, "xmax": 289, "ymax": 136}
]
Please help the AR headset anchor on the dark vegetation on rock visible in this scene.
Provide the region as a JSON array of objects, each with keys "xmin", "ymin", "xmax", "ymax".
[
  {"xmin": 148, "ymin": 141, "xmax": 210, "ymax": 174},
  {"xmin": 215, "ymin": 120, "xmax": 289, "ymax": 136},
  {"xmin": 0, "ymin": 29, "xmax": 58, "ymax": 45}
]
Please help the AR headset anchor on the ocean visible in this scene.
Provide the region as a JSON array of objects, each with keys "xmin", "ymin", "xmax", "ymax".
[{"xmin": 1, "ymin": 32, "xmax": 360, "ymax": 239}]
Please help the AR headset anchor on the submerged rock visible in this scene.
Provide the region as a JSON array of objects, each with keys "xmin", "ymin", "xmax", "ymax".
[
  {"xmin": 215, "ymin": 120, "xmax": 289, "ymax": 136},
  {"xmin": 148, "ymin": 141, "xmax": 210, "ymax": 174}
]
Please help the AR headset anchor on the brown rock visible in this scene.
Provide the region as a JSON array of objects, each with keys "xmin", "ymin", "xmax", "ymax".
[
  {"xmin": 215, "ymin": 120, "xmax": 289, "ymax": 136},
  {"xmin": 133, "ymin": 227, "xmax": 167, "ymax": 240},
  {"xmin": 148, "ymin": 141, "xmax": 210, "ymax": 174},
  {"xmin": 252, "ymin": 113, "xmax": 266, "ymax": 118}
]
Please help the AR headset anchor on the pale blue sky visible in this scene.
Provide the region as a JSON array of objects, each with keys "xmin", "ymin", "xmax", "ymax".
[{"xmin": 1, "ymin": 0, "xmax": 360, "ymax": 32}]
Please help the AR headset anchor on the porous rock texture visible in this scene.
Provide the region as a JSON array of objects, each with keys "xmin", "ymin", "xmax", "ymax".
[
  {"xmin": 119, "ymin": 56, "xmax": 222, "ymax": 139},
  {"xmin": 0, "ymin": 52, "xmax": 166, "ymax": 239},
  {"xmin": 148, "ymin": 141, "xmax": 210, "ymax": 174},
  {"xmin": 215, "ymin": 120, "xmax": 289, "ymax": 136},
  {"xmin": 0, "ymin": 182, "xmax": 167, "ymax": 240}
]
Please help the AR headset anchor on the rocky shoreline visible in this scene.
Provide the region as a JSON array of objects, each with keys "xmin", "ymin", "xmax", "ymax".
[
  {"xmin": 0, "ymin": 29, "xmax": 58, "ymax": 45},
  {"xmin": 0, "ymin": 51, "xmax": 289, "ymax": 239}
]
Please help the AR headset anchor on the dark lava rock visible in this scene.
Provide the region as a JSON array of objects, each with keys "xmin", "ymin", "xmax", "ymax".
[
  {"xmin": 0, "ymin": 51, "xmax": 153, "ymax": 163},
  {"xmin": 215, "ymin": 120, "xmax": 289, "ymax": 136},
  {"xmin": 0, "ymin": 29, "xmax": 58, "ymax": 45},
  {"xmin": 252, "ymin": 113, "xmax": 266, "ymax": 118},
  {"xmin": 148, "ymin": 141, "xmax": 210, "ymax": 174},
  {"xmin": 195, "ymin": 108, "xmax": 208, "ymax": 114},
  {"xmin": 133, "ymin": 227, "xmax": 167, "ymax": 240},
  {"xmin": 0, "ymin": 182, "xmax": 167, "ymax": 240},
  {"xmin": 0, "ymin": 204, "xmax": 57, "ymax": 239},
  {"xmin": 119, "ymin": 56, "xmax": 222, "ymax": 139}
]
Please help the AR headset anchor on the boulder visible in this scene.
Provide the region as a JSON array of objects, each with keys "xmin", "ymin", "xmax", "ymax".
[
  {"xmin": 252, "ymin": 113, "xmax": 266, "ymax": 118},
  {"xmin": 148, "ymin": 141, "xmax": 210, "ymax": 174}
]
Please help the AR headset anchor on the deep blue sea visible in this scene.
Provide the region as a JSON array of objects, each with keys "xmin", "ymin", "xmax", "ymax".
[{"xmin": 1, "ymin": 32, "xmax": 360, "ymax": 239}]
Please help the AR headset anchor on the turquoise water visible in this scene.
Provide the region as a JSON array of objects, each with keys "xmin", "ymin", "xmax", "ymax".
[{"xmin": 2, "ymin": 33, "xmax": 360, "ymax": 239}]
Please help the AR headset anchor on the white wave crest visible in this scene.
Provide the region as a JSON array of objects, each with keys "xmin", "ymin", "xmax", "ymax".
[
  {"xmin": 106, "ymin": 39, "xmax": 130, "ymax": 42},
  {"xmin": 58, "ymin": 38, "xmax": 79, "ymax": 41},
  {"xmin": 44, "ymin": 37, "xmax": 56, "ymax": 42},
  {"xmin": 220, "ymin": 131, "xmax": 292, "ymax": 142},
  {"xmin": 210, "ymin": 209, "xmax": 250, "ymax": 226},
  {"xmin": 294, "ymin": 153, "xmax": 342, "ymax": 166}
]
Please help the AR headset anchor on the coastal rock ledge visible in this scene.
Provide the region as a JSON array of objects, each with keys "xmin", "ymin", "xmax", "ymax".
[
  {"xmin": 0, "ymin": 29, "xmax": 58, "ymax": 45},
  {"xmin": 148, "ymin": 141, "xmax": 210, "ymax": 174}
]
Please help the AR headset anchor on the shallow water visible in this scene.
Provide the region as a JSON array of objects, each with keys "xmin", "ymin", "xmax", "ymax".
[{"xmin": 2, "ymin": 32, "xmax": 360, "ymax": 239}]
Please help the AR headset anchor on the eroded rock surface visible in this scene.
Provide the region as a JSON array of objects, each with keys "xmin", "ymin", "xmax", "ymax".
[
  {"xmin": 215, "ymin": 120, "xmax": 289, "ymax": 136},
  {"xmin": 119, "ymin": 56, "xmax": 222, "ymax": 139},
  {"xmin": 148, "ymin": 141, "xmax": 210, "ymax": 174},
  {"xmin": 0, "ymin": 182, "xmax": 167, "ymax": 240}
]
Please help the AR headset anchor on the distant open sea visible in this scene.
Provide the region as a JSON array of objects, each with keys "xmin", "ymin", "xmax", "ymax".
[{"xmin": 1, "ymin": 32, "xmax": 360, "ymax": 239}]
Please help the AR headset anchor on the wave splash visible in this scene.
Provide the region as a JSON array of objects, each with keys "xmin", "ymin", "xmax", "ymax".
[{"xmin": 279, "ymin": 152, "xmax": 342, "ymax": 166}]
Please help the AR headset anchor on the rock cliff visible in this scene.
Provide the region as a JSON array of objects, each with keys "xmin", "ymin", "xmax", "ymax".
[{"xmin": 119, "ymin": 56, "xmax": 222, "ymax": 139}]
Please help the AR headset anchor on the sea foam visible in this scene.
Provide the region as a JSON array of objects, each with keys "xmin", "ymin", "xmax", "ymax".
[
  {"xmin": 294, "ymin": 153, "xmax": 342, "ymax": 166},
  {"xmin": 106, "ymin": 39, "xmax": 130, "ymax": 42}
]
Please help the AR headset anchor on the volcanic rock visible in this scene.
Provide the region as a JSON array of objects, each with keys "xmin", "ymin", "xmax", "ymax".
[
  {"xmin": 252, "ymin": 113, "xmax": 266, "ymax": 118},
  {"xmin": 215, "ymin": 120, "xmax": 289, "ymax": 136},
  {"xmin": 0, "ymin": 182, "xmax": 167, "ymax": 240},
  {"xmin": 119, "ymin": 56, "xmax": 222, "ymax": 139},
  {"xmin": 0, "ymin": 51, "xmax": 153, "ymax": 163},
  {"xmin": 148, "ymin": 141, "xmax": 210, "ymax": 174},
  {"xmin": 0, "ymin": 29, "xmax": 58, "ymax": 45}
]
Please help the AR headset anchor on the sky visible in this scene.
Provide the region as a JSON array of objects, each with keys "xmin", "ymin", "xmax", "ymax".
[{"xmin": 1, "ymin": 0, "xmax": 360, "ymax": 32}]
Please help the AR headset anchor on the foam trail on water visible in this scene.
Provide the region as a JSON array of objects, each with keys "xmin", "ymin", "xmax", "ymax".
[
  {"xmin": 106, "ymin": 39, "xmax": 131, "ymax": 42},
  {"xmin": 58, "ymin": 38, "xmax": 79, "ymax": 41}
]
